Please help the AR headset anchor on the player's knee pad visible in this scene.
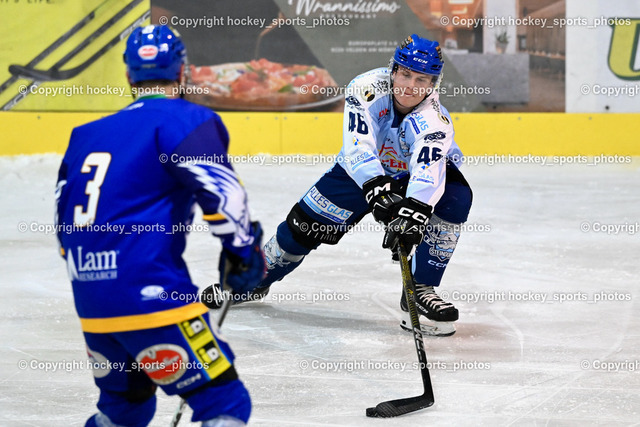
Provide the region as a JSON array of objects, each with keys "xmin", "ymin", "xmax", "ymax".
[
  {"xmin": 436, "ymin": 162, "xmax": 473, "ymax": 224},
  {"xmin": 182, "ymin": 378, "xmax": 251, "ymax": 424},
  {"xmin": 121, "ymin": 383, "xmax": 157, "ymax": 403},
  {"xmin": 261, "ymin": 233, "xmax": 305, "ymax": 287},
  {"xmin": 285, "ymin": 203, "xmax": 349, "ymax": 249}
]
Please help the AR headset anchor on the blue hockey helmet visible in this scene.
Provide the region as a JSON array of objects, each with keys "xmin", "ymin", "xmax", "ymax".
[
  {"xmin": 123, "ymin": 25, "xmax": 185, "ymax": 83},
  {"xmin": 392, "ymin": 34, "xmax": 444, "ymax": 76}
]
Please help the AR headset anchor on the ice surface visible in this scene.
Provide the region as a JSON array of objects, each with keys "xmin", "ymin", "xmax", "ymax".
[{"xmin": 1, "ymin": 154, "xmax": 639, "ymax": 426}]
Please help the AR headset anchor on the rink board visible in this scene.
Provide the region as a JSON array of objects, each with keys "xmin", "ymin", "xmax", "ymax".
[{"xmin": 0, "ymin": 112, "xmax": 637, "ymax": 156}]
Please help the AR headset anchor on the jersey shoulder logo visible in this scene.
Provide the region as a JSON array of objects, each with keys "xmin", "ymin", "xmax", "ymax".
[{"xmin": 424, "ymin": 131, "xmax": 446, "ymax": 142}]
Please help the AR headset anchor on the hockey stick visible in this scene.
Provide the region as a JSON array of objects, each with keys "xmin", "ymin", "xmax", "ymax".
[
  {"xmin": 2, "ymin": 1, "xmax": 148, "ymax": 110},
  {"xmin": 0, "ymin": 0, "xmax": 114, "ymax": 96},
  {"xmin": 170, "ymin": 285, "xmax": 233, "ymax": 427},
  {"xmin": 366, "ymin": 242, "xmax": 435, "ymax": 417}
]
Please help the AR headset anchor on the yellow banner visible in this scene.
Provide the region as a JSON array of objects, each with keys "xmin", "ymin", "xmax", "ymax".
[
  {"xmin": 0, "ymin": 0, "xmax": 149, "ymax": 111},
  {"xmin": 1, "ymin": 111, "xmax": 638, "ymax": 157}
]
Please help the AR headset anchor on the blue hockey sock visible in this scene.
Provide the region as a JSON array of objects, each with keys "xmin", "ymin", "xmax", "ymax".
[{"xmin": 412, "ymin": 215, "xmax": 461, "ymax": 286}]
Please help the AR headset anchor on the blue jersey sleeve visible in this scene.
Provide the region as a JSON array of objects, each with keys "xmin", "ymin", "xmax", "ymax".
[
  {"xmin": 55, "ymin": 157, "xmax": 69, "ymax": 257},
  {"xmin": 162, "ymin": 115, "xmax": 254, "ymax": 259}
]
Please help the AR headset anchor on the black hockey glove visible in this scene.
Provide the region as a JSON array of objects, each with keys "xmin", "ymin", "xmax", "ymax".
[
  {"xmin": 362, "ymin": 175, "xmax": 404, "ymax": 225},
  {"xmin": 218, "ymin": 221, "xmax": 267, "ymax": 293},
  {"xmin": 382, "ymin": 197, "xmax": 432, "ymax": 253}
]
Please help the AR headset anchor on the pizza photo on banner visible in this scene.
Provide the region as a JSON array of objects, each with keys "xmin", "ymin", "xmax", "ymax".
[{"xmin": 151, "ymin": 0, "xmax": 346, "ymax": 112}]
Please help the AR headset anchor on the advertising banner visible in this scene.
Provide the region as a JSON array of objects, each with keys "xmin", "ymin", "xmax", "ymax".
[
  {"xmin": 0, "ymin": 0, "xmax": 150, "ymax": 111},
  {"xmin": 1, "ymin": 0, "xmax": 638, "ymax": 113},
  {"xmin": 565, "ymin": 0, "xmax": 640, "ymax": 112}
]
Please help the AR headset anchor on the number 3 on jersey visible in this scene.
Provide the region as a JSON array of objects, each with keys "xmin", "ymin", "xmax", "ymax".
[
  {"xmin": 348, "ymin": 112, "xmax": 369, "ymax": 134},
  {"xmin": 73, "ymin": 152, "xmax": 111, "ymax": 226}
]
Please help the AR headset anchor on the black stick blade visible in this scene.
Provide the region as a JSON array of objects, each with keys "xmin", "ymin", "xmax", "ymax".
[
  {"xmin": 366, "ymin": 393, "xmax": 434, "ymax": 418},
  {"xmin": 9, "ymin": 65, "xmax": 59, "ymax": 82}
]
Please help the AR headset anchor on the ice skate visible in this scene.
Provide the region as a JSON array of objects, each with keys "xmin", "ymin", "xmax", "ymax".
[
  {"xmin": 233, "ymin": 234, "xmax": 304, "ymax": 305},
  {"xmin": 400, "ymin": 284, "xmax": 458, "ymax": 336}
]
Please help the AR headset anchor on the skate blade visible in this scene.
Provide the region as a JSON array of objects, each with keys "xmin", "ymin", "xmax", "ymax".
[{"xmin": 400, "ymin": 316, "xmax": 456, "ymax": 337}]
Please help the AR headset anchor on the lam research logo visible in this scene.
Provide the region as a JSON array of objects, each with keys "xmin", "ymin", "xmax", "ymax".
[{"xmin": 66, "ymin": 246, "xmax": 118, "ymax": 282}]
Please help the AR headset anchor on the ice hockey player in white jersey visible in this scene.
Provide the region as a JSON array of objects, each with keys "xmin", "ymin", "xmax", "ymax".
[{"xmin": 252, "ymin": 34, "xmax": 473, "ymax": 336}]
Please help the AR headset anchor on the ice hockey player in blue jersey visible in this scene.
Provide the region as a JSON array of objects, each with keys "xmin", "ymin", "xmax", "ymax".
[
  {"xmin": 251, "ymin": 35, "xmax": 473, "ymax": 337},
  {"xmin": 55, "ymin": 25, "xmax": 265, "ymax": 426}
]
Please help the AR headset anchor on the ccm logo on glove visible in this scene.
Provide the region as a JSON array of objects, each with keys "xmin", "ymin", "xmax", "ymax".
[
  {"xmin": 362, "ymin": 175, "xmax": 405, "ymax": 225},
  {"xmin": 397, "ymin": 206, "xmax": 429, "ymax": 224},
  {"xmin": 364, "ymin": 181, "xmax": 392, "ymax": 203}
]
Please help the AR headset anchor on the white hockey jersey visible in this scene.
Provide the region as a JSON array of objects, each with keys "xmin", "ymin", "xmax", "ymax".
[{"xmin": 337, "ymin": 67, "xmax": 463, "ymax": 208}]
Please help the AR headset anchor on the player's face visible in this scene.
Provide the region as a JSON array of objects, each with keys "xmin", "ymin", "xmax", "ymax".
[{"xmin": 392, "ymin": 66, "xmax": 436, "ymax": 114}]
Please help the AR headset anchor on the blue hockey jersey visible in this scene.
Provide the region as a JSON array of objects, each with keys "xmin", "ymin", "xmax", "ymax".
[{"xmin": 55, "ymin": 96, "xmax": 254, "ymax": 333}]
